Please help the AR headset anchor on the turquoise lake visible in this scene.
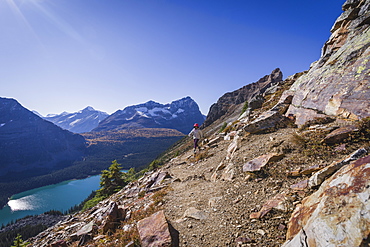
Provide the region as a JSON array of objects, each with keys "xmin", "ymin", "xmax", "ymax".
[{"xmin": 0, "ymin": 175, "xmax": 101, "ymax": 227}]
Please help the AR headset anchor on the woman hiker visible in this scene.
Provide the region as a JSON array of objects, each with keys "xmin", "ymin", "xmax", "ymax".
[{"xmin": 188, "ymin": 123, "xmax": 203, "ymax": 153}]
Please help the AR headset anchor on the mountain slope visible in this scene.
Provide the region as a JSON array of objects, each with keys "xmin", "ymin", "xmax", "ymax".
[
  {"xmin": 93, "ymin": 96, "xmax": 205, "ymax": 134},
  {"xmin": 44, "ymin": 106, "xmax": 109, "ymax": 133},
  {"xmin": 0, "ymin": 97, "xmax": 86, "ymax": 180},
  {"xmin": 0, "ymin": 97, "xmax": 87, "ymax": 208}
]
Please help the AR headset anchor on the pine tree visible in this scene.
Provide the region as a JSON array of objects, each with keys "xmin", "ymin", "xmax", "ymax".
[
  {"xmin": 11, "ymin": 234, "xmax": 29, "ymax": 247},
  {"xmin": 97, "ymin": 160, "xmax": 125, "ymax": 197}
]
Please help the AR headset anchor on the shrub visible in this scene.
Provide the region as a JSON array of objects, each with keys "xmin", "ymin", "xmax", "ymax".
[
  {"xmin": 82, "ymin": 195, "xmax": 107, "ymax": 211},
  {"xmin": 240, "ymin": 101, "xmax": 249, "ymax": 116},
  {"xmin": 219, "ymin": 122, "xmax": 227, "ymax": 133}
]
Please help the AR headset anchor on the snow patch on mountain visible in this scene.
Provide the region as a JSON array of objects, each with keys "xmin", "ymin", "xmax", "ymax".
[{"xmin": 70, "ymin": 119, "xmax": 81, "ymax": 127}]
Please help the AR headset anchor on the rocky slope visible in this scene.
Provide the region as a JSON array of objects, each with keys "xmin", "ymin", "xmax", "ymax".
[
  {"xmin": 44, "ymin": 107, "xmax": 109, "ymax": 133},
  {"xmin": 25, "ymin": 1, "xmax": 370, "ymax": 246},
  {"xmin": 26, "ymin": 115, "xmax": 370, "ymax": 247},
  {"xmin": 93, "ymin": 97, "xmax": 205, "ymax": 134}
]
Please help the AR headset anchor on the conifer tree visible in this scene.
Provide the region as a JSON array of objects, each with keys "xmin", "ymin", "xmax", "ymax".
[
  {"xmin": 97, "ymin": 160, "xmax": 125, "ymax": 197},
  {"xmin": 11, "ymin": 234, "xmax": 29, "ymax": 247}
]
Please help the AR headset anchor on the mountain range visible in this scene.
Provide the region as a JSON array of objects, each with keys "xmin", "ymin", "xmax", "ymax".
[
  {"xmin": 93, "ymin": 96, "xmax": 206, "ymax": 134},
  {"xmin": 43, "ymin": 106, "xmax": 109, "ymax": 133}
]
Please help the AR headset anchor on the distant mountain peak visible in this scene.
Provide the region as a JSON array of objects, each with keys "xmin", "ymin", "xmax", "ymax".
[
  {"xmin": 83, "ymin": 106, "xmax": 95, "ymax": 111},
  {"xmin": 44, "ymin": 107, "xmax": 109, "ymax": 133}
]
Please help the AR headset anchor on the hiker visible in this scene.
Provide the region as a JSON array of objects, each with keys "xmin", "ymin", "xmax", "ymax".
[{"xmin": 188, "ymin": 123, "xmax": 203, "ymax": 153}]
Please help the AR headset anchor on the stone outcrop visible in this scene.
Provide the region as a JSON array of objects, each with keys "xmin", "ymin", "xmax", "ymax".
[
  {"xmin": 308, "ymin": 148, "xmax": 367, "ymax": 188},
  {"xmin": 203, "ymin": 68, "xmax": 283, "ymax": 127},
  {"xmin": 243, "ymin": 94, "xmax": 293, "ymax": 134},
  {"xmin": 285, "ymin": 0, "xmax": 370, "ymax": 126},
  {"xmin": 283, "ymin": 155, "xmax": 370, "ymax": 247}
]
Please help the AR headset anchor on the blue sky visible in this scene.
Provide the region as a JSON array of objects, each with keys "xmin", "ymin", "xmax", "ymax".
[{"xmin": 0, "ymin": 0, "xmax": 344, "ymax": 116}]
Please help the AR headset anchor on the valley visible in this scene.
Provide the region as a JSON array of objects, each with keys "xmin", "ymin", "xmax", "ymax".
[{"xmin": 0, "ymin": 97, "xmax": 203, "ymax": 210}]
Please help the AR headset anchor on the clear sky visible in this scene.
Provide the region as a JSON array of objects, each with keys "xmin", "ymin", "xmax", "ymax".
[{"xmin": 0, "ymin": 0, "xmax": 345, "ymax": 116}]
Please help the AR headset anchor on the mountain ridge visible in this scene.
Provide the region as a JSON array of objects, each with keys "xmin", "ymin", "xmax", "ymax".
[{"xmin": 93, "ymin": 96, "xmax": 205, "ymax": 134}]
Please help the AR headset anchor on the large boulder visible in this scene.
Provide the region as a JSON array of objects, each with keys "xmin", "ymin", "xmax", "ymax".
[
  {"xmin": 285, "ymin": 0, "xmax": 370, "ymax": 126},
  {"xmin": 137, "ymin": 210, "xmax": 178, "ymax": 247},
  {"xmin": 100, "ymin": 201, "xmax": 126, "ymax": 233},
  {"xmin": 283, "ymin": 155, "xmax": 370, "ymax": 247}
]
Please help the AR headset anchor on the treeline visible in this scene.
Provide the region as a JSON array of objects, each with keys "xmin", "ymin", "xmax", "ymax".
[{"xmin": 0, "ymin": 224, "xmax": 46, "ymax": 247}]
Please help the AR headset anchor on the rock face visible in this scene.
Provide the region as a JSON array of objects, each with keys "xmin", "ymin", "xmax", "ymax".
[
  {"xmin": 243, "ymin": 94, "xmax": 293, "ymax": 134},
  {"xmin": 203, "ymin": 68, "xmax": 283, "ymax": 127},
  {"xmin": 283, "ymin": 155, "xmax": 370, "ymax": 247},
  {"xmin": 93, "ymin": 97, "xmax": 205, "ymax": 134},
  {"xmin": 0, "ymin": 97, "xmax": 86, "ymax": 179},
  {"xmin": 44, "ymin": 106, "xmax": 109, "ymax": 133},
  {"xmin": 285, "ymin": 0, "xmax": 370, "ymax": 126}
]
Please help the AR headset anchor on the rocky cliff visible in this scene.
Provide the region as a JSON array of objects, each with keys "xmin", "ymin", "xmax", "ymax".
[
  {"xmin": 285, "ymin": 0, "xmax": 370, "ymax": 126},
  {"xmin": 23, "ymin": 1, "xmax": 370, "ymax": 246},
  {"xmin": 203, "ymin": 68, "xmax": 283, "ymax": 128}
]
